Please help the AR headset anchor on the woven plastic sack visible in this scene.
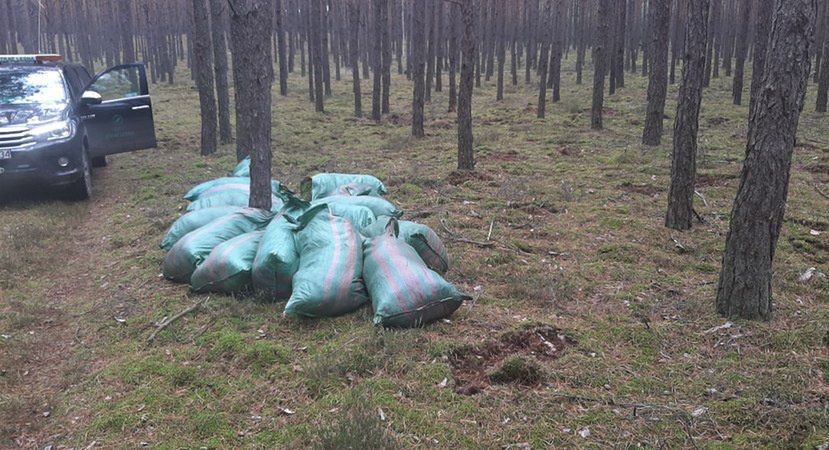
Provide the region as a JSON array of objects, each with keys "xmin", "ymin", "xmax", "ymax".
[
  {"xmin": 312, "ymin": 195, "xmax": 400, "ymax": 219},
  {"xmin": 190, "ymin": 230, "xmax": 264, "ymax": 293},
  {"xmin": 251, "ymin": 214, "xmax": 299, "ymax": 301},
  {"xmin": 301, "ymin": 173, "xmax": 387, "ymax": 201},
  {"xmin": 327, "ymin": 203, "xmax": 376, "ymax": 233},
  {"xmin": 363, "ymin": 219, "xmax": 468, "ymax": 328},
  {"xmin": 184, "ymin": 177, "xmax": 280, "ymax": 201},
  {"xmin": 162, "ymin": 209, "xmax": 272, "ymax": 283},
  {"xmin": 231, "ymin": 157, "xmax": 251, "ymax": 177},
  {"xmin": 187, "ymin": 191, "xmax": 284, "ymax": 213},
  {"xmin": 361, "ymin": 216, "xmax": 449, "ymax": 274},
  {"xmin": 160, "ymin": 206, "xmax": 246, "ymax": 250},
  {"xmin": 284, "ymin": 204, "xmax": 368, "ymax": 318}
]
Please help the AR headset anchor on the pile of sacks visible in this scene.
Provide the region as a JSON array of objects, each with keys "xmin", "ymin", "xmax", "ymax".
[{"xmin": 160, "ymin": 158, "xmax": 468, "ymax": 327}]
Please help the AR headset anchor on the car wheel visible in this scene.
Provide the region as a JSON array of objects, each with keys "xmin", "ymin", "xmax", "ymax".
[
  {"xmin": 67, "ymin": 149, "xmax": 92, "ymax": 200},
  {"xmin": 91, "ymin": 156, "xmax": 108, "ymax": 167}
]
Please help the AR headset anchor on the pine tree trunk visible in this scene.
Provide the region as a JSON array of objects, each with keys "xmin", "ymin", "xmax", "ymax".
[
  {"xmin": 731, "ymin": 0, "xmax": 751, "ymax": 105},
  {"xmin": 716, "ymin": 0, "xmax": 817, "ymax": 321},
  {"xmin": 192, "ymin": 0, "xmax": 218, "ymax": 156},
  {"xmin": 311, "ymin": 0, "xmax": 325, "ymax": 111},
  {"xmin": 496, "ymin": 0, "xmax": 506, "ymax": 100},
  {"xmin": 228, "ymin": 0, "xmax": 274, "ymax": 211},
  {"xmin": 457, "ymin": 0, "xmax": 476, "ymax": 170},
  {"xmin": 349, "ymin": 0, "xmax": 362, "ymax": 117},
  {"xmin": 591, "ymin": 0, "xmax": 611, "ymax": 130},
  {"xmin": 208, "ymin": 0, "xmax": 233, "ymax": 144},
  {"xmin": 748, "ymin": 0, "xmax": 773, "ymax": 114},
  {"xmin": 412, "ymin": 0, "xmax": 426, "ymax": 137},
  {"xmin": 381, "ymin": 0, "xmax": 391, "ymax": 114},
  {"xmin": 642, "ymin": 0, "xmax": 670, "ymax": 145},
  {"xmin": 372, "ymin": 0, "xmax": 383, "ymax": 121},
  {"xmin": 666, "ymin": 0, "xmax": 709, "ymax": 231},
  {"xmin": 275, "ymin": 0, "xmax": 289, "ymax": 96},
  {"xmin": 817, "ymin": 41, "xmax": 829, "ymax": 112},
  {"xmin": 448, "ymin": 1, "xmax": 459, "ymax": 113},
  {"xmin": 536, "ymin": 0, "xmax": 551, "ymax": 118}
]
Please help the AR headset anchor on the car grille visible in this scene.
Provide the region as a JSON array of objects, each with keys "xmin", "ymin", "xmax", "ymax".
[{"xmin": 0, "ymin": 126, "xmax": 35, "ymax": 149}]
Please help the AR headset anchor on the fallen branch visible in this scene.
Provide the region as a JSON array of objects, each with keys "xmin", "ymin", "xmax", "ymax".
[
  {"xmin": 694, "ymin": 190, "xmax": 709, "ymax": 208},
  {"xmin": 487, "ymin": 219, "xmax": 495, "ymax": 241},
  {"xmin": 148, "ymin": 296, "xmax": 210, "ymax": 343},
  {"xmin": 692, "ymin": 208, "xmax": 705, "ymax": 224},
  {"xmin": 451, "ymin": 237, "xmax": 495, "ymax": 247},
  {"xmin": 815, "ymin": 183, "xmax": 829, "ymax": 201}
]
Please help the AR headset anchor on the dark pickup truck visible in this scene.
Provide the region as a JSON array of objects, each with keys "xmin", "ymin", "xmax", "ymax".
[{"xmin": 0, "ymin": 54, "xmax": 157, "ymax": 199}]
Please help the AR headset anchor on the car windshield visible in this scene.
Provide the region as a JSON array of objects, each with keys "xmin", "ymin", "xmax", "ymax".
[{"xmin": 0, "ymin": 70, "xmax": 67, "ymax": 107}]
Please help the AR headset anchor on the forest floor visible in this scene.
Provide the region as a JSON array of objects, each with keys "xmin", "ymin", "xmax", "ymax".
[{"xmin": 1, "ymin": 61, "xmax": 827, "ymax": 449}]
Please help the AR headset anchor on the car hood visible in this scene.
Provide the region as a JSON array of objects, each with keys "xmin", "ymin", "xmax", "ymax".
[{"xmin": 0, "ymin": 103, "xmax": 68, "ymax": 127}]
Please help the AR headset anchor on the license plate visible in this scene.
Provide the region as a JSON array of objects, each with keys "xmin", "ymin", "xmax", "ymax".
[{"xmin": 0, "ymin": 150, "xmax": 10, "ymax": 160}]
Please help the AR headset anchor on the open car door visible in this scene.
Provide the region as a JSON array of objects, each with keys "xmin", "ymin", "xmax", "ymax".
[{"xmin": 81, "ymin": 63, "xmax": 156, "ymax": 157}]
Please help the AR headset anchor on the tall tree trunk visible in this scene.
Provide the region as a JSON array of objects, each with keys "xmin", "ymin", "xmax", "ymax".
[
  {"xmin": 448, "ymin": 1, "xmax": 459, "ymax": 113},
  {"xmin": 192, "ymin": 0, "xmax": 218, "ymax": 156},
  {"xmin": 817, "ymin": 41, "xmax": 829, "ymax": 112},
  {"xmin": 748, "ymin": 0, "xmax": 773, "ymax": 115},
  {"xmin": 525, "ymin": 0, "xmax": 538, "ymax": 84},
  {"xmin": 118, "ymin": 1, "xmax": 136, "ymax": 63},
  {"xmin": 537, "ymin": 0, "xmax": 552, "ymax": 118},
  {"xmin": 591, "ymin": 0, "xmax": 611, "ymax": 130},
  {"xmin": 275, "ymin": 0, "xmax": 289, "ymax": 96},
  {"xmin": 496, "ymin": 0, "xmax": 506, "ymax": 100},
  {"xmin": 642, "ymin": 0, "xmax": 670, "ymax": 145},
  {"xmin": 703, "ymin": 0, "xmax": 720, "ymax": 86},
  {"xmin": 209, "ymin": 0, "xmax": 233, "ymax": 144},
  {"xmin": 666, "ymin": 0, "xmax": 709, "ymax": 230},
  {"xmin": 372, "ymin": 0, "xmax": 383, "ymax": 121},
  {"xmin": 349, "ymin": 0, "xmax": 362, "ymax": 117},
  {"xmin": 412, "ymin": 0, "xmax": 426, "ymax": 137},
  {"xmin": 311, "ymin": 0, "xmax": 325, "ymax": 111},
  {"xmin": 549, "ymin": 0, "xmax": 564, "ymax": 102},
  {"xmin": 381, "ymin": 0, "xmax": 391, "ymax": 114},
  {"xmin": 731, "ymin": 0, "xmax": 751, "ymax": 105},
  {"xmin": 716, "ymin": 0, "xmax": 817, "ymax": 321},
  {"xmin": 457, "ymin": 0, "xmax": 476, "ymax": 170},
  {"xmin": 228, "ymin": 0, "xmax": 274, "ymax": 210}
]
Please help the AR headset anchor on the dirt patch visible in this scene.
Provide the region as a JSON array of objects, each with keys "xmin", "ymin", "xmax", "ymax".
[
  {"xmin": 448, "ymin": 325, "xmax": 575, "ymax": 395},
  {"xmin": 428, "ymin": 118, "xmax": 455, "ymax": 130},
  {"xmin": 486, "ymin": 150, "xmax": 525, "ymax": 162},
  {"xmin": 805, "ymin": 163, "xmax": 829, "ymax": 180},
  {"xmin": 557, "ymin": 145, "xmax": 578, "ymax": 156},
  {"xmin": 508, "ymin": 200, "xmax": 559, "ymax": 216},
  {"xmin": 707, "ymin": 117, "xmax": 729, "ymax": 127},
  {"xmin": 619, "ymin": 183, "xmax": 661, "ymax": 196},
  {"xmin": 447, "ymin": 170, "xmax": 494, "ymax": 186},
  {"xmin": 696, "ymin": 172, "xmax": 739, "ymax": 187}
]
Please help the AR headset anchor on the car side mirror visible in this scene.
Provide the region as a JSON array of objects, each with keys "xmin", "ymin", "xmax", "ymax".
[{"xmin": 80, "ymin": 90, "xmax": 102, "ymax": 106}]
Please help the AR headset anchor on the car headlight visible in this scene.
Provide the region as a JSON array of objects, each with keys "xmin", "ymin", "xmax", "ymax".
[{"xmin": 30, "ymin": 120, "xmax": 76, "ymax": 142}]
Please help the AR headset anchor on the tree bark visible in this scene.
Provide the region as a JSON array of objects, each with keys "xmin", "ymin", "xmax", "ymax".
[
  {"xmin": 275, "ymin": 0, "xmax": 289, "ymax": 96},
  {"xmin": 412, "ymin": 0, "xmax": 426, "ymax": 137},
  {"xmin": 228, "ymin": 0, "xmax": 274, "ymax": 211},
  {"xmin": 457, "ymin": 0, "xmax": 475, "ymax": 170},
  {"xmin": 731, "ymin": 0, "xmax": 751, "ymax": 105},
  {"xmin": 716, "ymin": 0, "xmax": 817, "ymax": 321},
  {"xmin": 209, "ymin": 0, "xmax": 233, "ymax": 144},
  {"xmin": 372, "ymin": 0, "xmax": 383, "ymax": 121},
  {"xmin": 537, "ymin": 0, "xmax": 552, "ymax": 118},
  {"xmin": 817, "ymin": 41, "xmax": 829, "ymax": 112},
  {"xmin": 642, "ymin": 0, "xmax": 670, "ymax": 145},
  {"xmin": 192, "ymin": 0, "xmax": 218, "ymax": 156},
  {"xmin": 311, "ymin": 0, "xmax": 325, "ymax": 112},
  {"xmin": 666, "ymin": 0, "xmax": 709, "ymax": 231},
  {"xmin": 349, "ymin": 0, "xmax": 362, "ymax": 117},
  {"xmin": 591, "ymin": 0, "xmax": 611, "ymax": 130},
  {"xmin": 496, "ymin": 0, "xmax": 506, "ymax": 101},
  {"xmin": 381, "ymin": 0, "xmax": 391, "ymax": 114},
  {"xmin": 748, "ymin": 0, "xmax": 774, "ymax": 115},
  {"xmin": 448, "ymin": 0, "xmax": 459, "ymax": 113}
]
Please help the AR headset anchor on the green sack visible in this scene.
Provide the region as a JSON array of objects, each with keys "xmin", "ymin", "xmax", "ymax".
[
  {"xmin": 312, "ymin": 195, "xmax": 401, "ymax": 219},
  {"xmin": 251, "ymin": 214, "xmax": 299, "ymax": 301},
  {"xmin": 231, "ymin": 157, "xmax": 251, "ymax": 177},
  {"xmin": 190, "ymin": 230, "xmax": 264, "ymax": 294},
  {"xmin": 187, "ymin": 191, "xmax": 284, "ymax": 213},
  {"xmin": 284, "ymin": 204, "xmax": 368, "ymax": 318},
  {"xmin": 363, "ymin": 219, "xmax": 468, "ymax": 328},
  {"xmin": 184, "ymin": 177, "xmax": 280, "ymax": 201},
  {"xmin": 362, "ymin": 216, "xmax": 449, "ymax": 274},
  {"xmin": 163, "ymin": 209, "xmax": 272, "ymax": 283},
  {"xmin": 301, "ymin": 173, "xmax": 387, "ymax": 201},
  {"xmin": 327, "ymin": 203, "xmax": 376, "ymax": 233},
  {"xmin": 160, "ymin": 206, "xmax": 246, "ymax": 250}
]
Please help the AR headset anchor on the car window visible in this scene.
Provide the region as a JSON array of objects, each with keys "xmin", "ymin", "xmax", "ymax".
[
  {"xmin": 0, "ymin": 70, "xmax": 68, "ymax": 106},
  {"xmin": 88, "ymin": 66, "xmax": 141, "ymax": 101},
  {"xmin": 63, "ymin": 67, "xmax": 83, "ymax": 97}
]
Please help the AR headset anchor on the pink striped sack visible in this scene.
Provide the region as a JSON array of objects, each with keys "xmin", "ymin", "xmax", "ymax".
[
  {"xmin": 284, "ymin": 205, "xmax": 369, "ymax": 318},
  {"xmin": 363, "ymin": 219, "xmax": 468, "ymax": 328}
]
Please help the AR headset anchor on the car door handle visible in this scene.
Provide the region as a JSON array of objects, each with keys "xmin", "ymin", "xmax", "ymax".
[{"xmin": 131, "ymin": 105, "xmax": 150, "ymax": 111}]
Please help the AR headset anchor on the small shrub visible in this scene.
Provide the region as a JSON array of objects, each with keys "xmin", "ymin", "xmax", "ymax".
[{"xmin": 313, "ymin": 401, "xmax": 399, "ymax": 450}]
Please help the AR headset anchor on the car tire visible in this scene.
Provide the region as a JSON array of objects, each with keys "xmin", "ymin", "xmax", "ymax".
[
  {"xmin": 91, "ymin": 156, "xmax": 108, "ymax": 167},
  {"xmin": 67, "ymin": 149, "xmax": 93, "ymax": 201}
]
